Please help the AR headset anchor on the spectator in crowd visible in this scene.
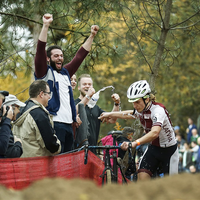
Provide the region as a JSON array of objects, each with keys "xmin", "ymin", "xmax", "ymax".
[
  {"xmin": 3, "ymin": 94, "xmax": 24, "ymax": 158},
  {"xmin": 70, "ymin": 73, "xmax": 82, "ymax": 124},
  {"xmin": 99, "ymin": 80, "xmax": 179, "ymax": 181},
  {"xmin": 75, "ymin": 74, "xmax": 120, "ymax": 153},
  {"xmin": 100, "ymin": 127, "xmax": 134, "ymax": 161},
  {"xmin": 70, "ymin": 74, "xmax": 82, "ymax": 141},
  {"xmin": 174, "ymin": 125, "xmax": 180, "ymax": 134},
  {"xmin": 174, "ymin": 126, "xmax": 185, "ymax": 146},
  {"xmin": 0, "ymin": 91, "xmax": 14, "ymax": 158},
  {"xmin": 34, "ymin": 13, "xmax": 99, "ymax": 153},
  {"xmin": 181, "ymin": 142, "xmax": 193, "ymax": 173},
  {"xmin": 13, "ymin": 80, "xmax": 61, "ymax": 157},
  {"xmin": 115, "ymin": 127, "xmax": 135, "ymax": 159},
  {"xmin": 189, "ymin": 137, "xmax": 200, "ymax": 173},
  {"xmin": 190, "ymin": 128, "xmax": 199, "ymax": 144},
  {"xmin": 190, "ymin": 140, "xmax": 199, "ymax": 164},
  {"xmin": 174, "ymin": 126, "xmax": 185, "ymax": 172},
  {"xmin": 71, "ymin": 74, "xmax": 77, "ymax": 91},
  {"xmin": 174, "ymin": 125, "xmax": 184, "ymax": 139},
  {"xmin": 186, "ymin": 117, "xmax": 197, "ymax": 144}
]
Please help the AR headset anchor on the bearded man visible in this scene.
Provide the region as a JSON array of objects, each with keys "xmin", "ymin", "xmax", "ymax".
[{"xmin": 34, "ymin": 13, "xmax": 99, "ymax": 153}]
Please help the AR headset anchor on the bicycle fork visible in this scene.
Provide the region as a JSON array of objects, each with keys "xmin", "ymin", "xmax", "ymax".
[{"xmin": 100, "ymin": 148, "xmax": 113, "ymax": 185}]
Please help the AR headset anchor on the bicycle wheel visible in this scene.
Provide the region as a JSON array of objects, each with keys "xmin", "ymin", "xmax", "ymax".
[{"xmin": 106, "ymin": 169, "xmax": 112, "ymax": 184}]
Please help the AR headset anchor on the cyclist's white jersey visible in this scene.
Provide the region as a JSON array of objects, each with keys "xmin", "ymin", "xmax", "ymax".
[{"xmin": 133, "ymin": 102, "xmax": 177, "ymax": 148}]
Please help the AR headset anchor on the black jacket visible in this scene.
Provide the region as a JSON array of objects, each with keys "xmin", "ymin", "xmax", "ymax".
[
  {"xmin": 5, "ymin": 132, "xmax": 23, "ymax": 158},
  {"xmin": 0, "ymin": 118, "xmax": 11, "ymax": 157}
]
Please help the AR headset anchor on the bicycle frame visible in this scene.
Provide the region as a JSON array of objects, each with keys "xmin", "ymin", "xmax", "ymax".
[{"xmin": 83, "ymin": 144, "xmax": 132, "ymax": 185}]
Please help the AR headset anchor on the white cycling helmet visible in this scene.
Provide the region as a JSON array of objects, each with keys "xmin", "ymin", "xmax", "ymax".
[{"xmin": 127, "ymin": 80, "xmax": 151, "ymax": 102}]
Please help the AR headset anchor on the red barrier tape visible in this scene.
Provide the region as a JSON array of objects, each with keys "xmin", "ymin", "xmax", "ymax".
[{"xmin": 0, "ymin": 150, "xmax": 124, "ymax": 190}]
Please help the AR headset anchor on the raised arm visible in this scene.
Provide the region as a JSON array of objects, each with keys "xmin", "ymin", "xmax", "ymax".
[
  {"xmin": 107, "ymin": 93, "xmax": 121, "ymax": 123},
  {"xmin": 111, "ymin": 93, "xmax": 121, "ymax": 112},
  {"xmin": 39, "ymin": 13, "xmax": 53, "ymax": 42},
  {"xmin": 82, "ymin": 25, "xmax": 99, "ymax": 51},
  {"xmin": 35, "ymin": 14, "xmax": 53, "ymax": 78},
  {"xmin": 64, "ymin": 25, "xmax": 99, "ymax": 77}
]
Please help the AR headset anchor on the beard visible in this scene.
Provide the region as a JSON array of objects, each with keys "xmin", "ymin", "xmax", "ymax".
[
  {"xmin": 50, "ymin": 59, "xmax": 63, "ymax": 72},
  {"xmin": 80, "ymin": 90, "xmax": 86, "ymax": 97}
]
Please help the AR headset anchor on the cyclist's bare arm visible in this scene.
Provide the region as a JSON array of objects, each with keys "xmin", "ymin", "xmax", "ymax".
[
  {"xmin": 121, "ymin": 126, "xmax": 161, "ymax": 150},
  {"xmin": 98, "ymin": 110, "xmax": 135, "ymax": 122}
]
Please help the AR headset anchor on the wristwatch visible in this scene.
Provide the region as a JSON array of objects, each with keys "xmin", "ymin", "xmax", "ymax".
[{"xmin": 85, "ymin": 95, "xmax": 91, "ymax": 100}]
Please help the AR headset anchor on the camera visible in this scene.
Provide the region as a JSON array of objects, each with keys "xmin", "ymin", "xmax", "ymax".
[
  {"xmin": 0, "ymin": 90, "xmax": 9, "ymax": 97},
  {"xmin": 0, "ymin": 105, "xmax": 10, "ymax": 117}
]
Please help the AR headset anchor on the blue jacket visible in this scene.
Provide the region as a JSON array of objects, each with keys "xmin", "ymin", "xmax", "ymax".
[{"xmin": 34, "ymin": 65, "xmax": 76, "ymax": 122}]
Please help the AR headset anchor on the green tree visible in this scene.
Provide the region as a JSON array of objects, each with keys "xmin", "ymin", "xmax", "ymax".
[{"xmin": 1, "ymin": 0, "xmax": 200, "ymax": 137}]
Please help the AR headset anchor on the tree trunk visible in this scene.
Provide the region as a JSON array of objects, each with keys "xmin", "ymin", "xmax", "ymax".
[{"xmin": 149, "ymin": 0, "xmax": 172, "ymax": 93}]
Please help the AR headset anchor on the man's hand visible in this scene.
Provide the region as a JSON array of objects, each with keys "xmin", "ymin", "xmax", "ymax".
[
  {"xmin": 86, "ymin": 87, "xmax": 95, "ymax": 98},
  {"xmin": 82, "ymin": 25, "xmax": 99, "ymax": 51},
  {"xmin": 14, "ymin": 135, "xmax": 22, "ymax": 143},
  {"xmin": 75, "ymin": 114, "xmax": 82, "ymax": 128},
  {"xmin": 43, "ymin": 13, "xmax": 53, "ymax": 26},
  {"xmin": 111, "ymin": 93, "xmax": 120, "ymax": 105},
  {"xmin": 91, "ymin": 25, "xmax": 99, "ymax": 37}
]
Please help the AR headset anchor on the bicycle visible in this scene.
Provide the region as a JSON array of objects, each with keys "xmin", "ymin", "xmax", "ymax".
[{"xmin": 83, "ymin": 131, "xmax": 133, "ymax": 185}]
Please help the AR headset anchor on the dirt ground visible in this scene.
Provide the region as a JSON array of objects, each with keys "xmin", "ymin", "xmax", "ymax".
[{"xmin": 0, "ymin": 173, "xmax": 199, "ymax": 200}]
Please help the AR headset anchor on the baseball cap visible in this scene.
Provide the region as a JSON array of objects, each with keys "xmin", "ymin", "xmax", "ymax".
[
  {"xmin": 174, "ymin": 126, "xmax": 180, "ymax": 131},
  {"xmin": 3, "ymin": 94, "xmax": 26, "ymax": 107}
]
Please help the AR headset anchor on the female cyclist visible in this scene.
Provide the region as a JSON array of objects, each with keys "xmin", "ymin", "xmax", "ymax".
[{"xmin": 98, "ymin": 80, "xmax": 179, "ymax": 181}]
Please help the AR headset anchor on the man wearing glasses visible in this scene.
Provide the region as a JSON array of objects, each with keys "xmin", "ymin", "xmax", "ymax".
[{"xmin": 13, "ymin": 80, "xmax": 61, "ymax": 157}]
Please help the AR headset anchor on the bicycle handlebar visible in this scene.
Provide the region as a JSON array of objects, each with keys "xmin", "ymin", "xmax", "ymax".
[
  {"xmin": 83, "ymin": 145, "xmax": 121, "ymax": 164},
  {"xmin": 83, "ymin": 144, "xmax": 133, "ymax": 165},
  {"xmin": 87, "ymin": 145, "xmax": 121, "ymax": 150},
  {"xmin": 107, "ymin": 130, "xmax": 123, "ymax": 136}
]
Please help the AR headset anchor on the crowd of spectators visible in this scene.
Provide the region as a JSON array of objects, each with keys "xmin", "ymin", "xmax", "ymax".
[{"xmin": 174, "ymin": 117, "xmax": 200, "ymax": 174}]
